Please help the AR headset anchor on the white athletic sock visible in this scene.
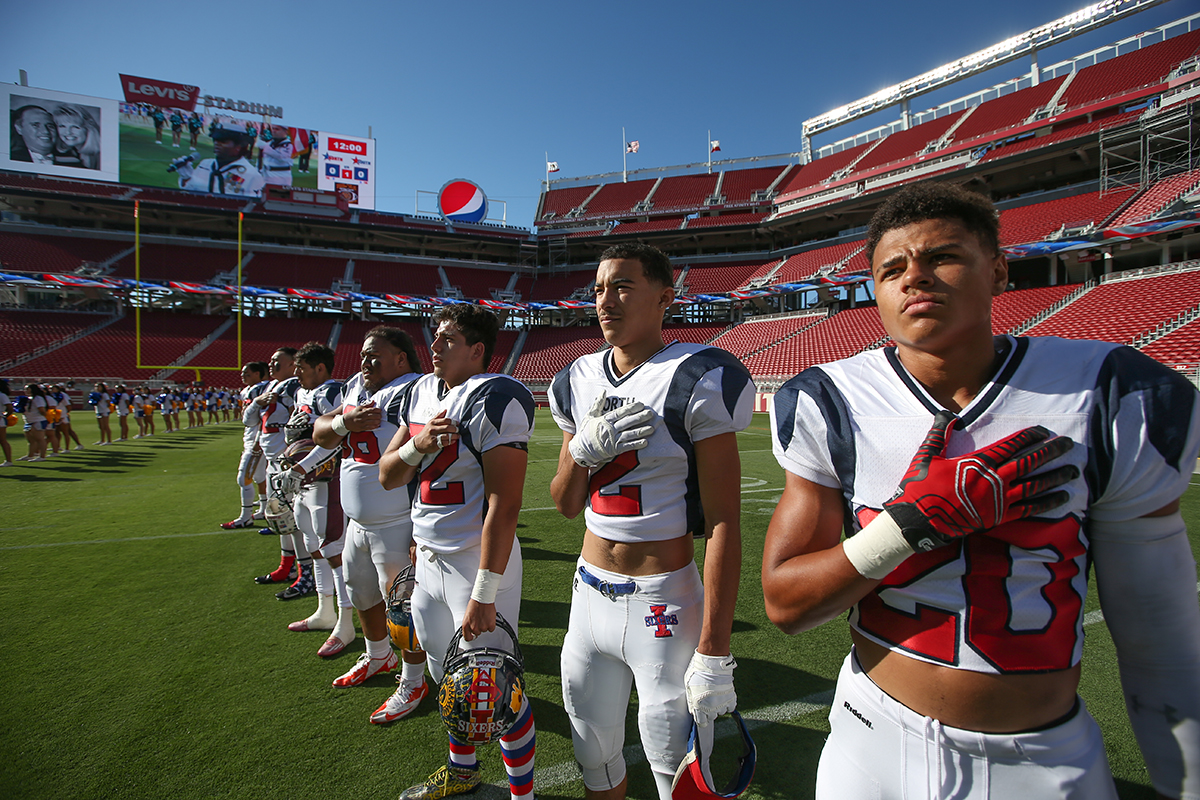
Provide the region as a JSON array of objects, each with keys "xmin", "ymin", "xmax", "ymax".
[
  {"xmin": 401, "ymin": 658, "xmax": 425, "ymax": 684},
  {"xmin": 365, "ymin": 637, "xmax": 392, "ymax": 661},
  {"xmin": 308, "ymin": 593, "xmax": 336, "ymax": 628},
  {"xmin": 312, "ymin": 558, "xmax": 332, "ymax": 597},
  {"xmin": 330, "ymin": 563, "xmax": 351, "ymax": 609},
  {"xmin": 258, "ymin": 495, "xmax": 267, "ymax": 514},
  {"xmin": 332, "ymin": 607, "xmax": 356, "ymax": 644}
]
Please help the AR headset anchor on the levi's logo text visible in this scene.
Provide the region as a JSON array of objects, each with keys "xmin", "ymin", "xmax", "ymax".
[
  {"xmin": 645, "ymin": 605, "xmax": 678, "ymax": 638},
  {"xmin": 327, "ymin": 137, "xmax": 367, "ymax": 155}
]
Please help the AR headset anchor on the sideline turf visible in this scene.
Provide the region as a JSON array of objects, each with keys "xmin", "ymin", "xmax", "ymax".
[{"xmin": 1, "ymin": 412, "xmax": 1196, "ymax": 799}]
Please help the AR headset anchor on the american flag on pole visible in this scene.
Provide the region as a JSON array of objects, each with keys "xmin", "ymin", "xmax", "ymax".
[
  {"xmin": 626, "ymin": 141, "xmax": 639, "ymax": 154},
  {"xmin": 546, "ymin": 161, "xmax": 560, "ymax": 173}
]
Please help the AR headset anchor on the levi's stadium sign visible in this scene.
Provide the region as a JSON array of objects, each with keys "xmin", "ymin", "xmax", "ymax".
[{"xmin": 119, "ymin": 74, "xmax": 199, "ymax": 111}]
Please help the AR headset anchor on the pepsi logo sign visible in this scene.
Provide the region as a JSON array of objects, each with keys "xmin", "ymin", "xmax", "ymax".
[{"xmin": 438, "ymin": 179, "xmax": 488, "ymax": 223}]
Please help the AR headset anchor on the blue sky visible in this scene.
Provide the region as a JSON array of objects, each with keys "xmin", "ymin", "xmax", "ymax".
[{"xmin": 0, "ymin": 0, "xmax": 1193, "ymax": 227}]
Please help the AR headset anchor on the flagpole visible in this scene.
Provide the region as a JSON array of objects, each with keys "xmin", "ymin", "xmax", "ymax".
[
  {"xmin": 622, "ymin": 127, "xmax": 627, "ymax": 183},
  {"xmin": 708, "ymin": 129, "xmax": 712, "ymax": 175},
  {"xmin": 545, "ymin": 150, "xmax": 549, "ymax": 191}
]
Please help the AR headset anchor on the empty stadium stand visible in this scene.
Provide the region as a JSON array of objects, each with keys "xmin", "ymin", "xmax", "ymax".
[
  {"xmin": 17, "ymin": 312, "xmax": 225, "ymax": 381},
  {"xmin": 775, "ymin": 241, "xmax": 864, "ymax": 283},
  {"xmin": 663, "ymin": 323, "xmax": 728, "ymax": 344},
  {"xmin": 511, "ymin": 326, "xmax": 607, "ymax": 383},
  {"xmin": 1140, "ymin": 318, "xmax": 1200, "ymax": 372},
  {"xmin": 776, "ymin": 143, "xmax": 872, "ymax": 198},
  {"xmin": 335, "ymin": 319, "xmax": 433, "ymax": 378},
  {"xmin": 719, "ymin": 165, "xmax": 790, "ymax": 207},
  {"xmin": 685, "ymin": 212, "xmax": 768, "ymax": 229},
  {"xmin": 577, "ymin": 180, "xmax": 656, "ymax": 220},
  {"xmin": 850, "ymin": 111, "xmax": 968, "ymax": 175},
  {"xmin": 0, "ymin": 310, "xmax": 112, "ymax": 364},
  {"xmin": 172, "ymin": 317, "xmax": 335, "ymax": 383},
  {"xmin": 990, "ymin": 285, "xmax": 1079, "ymax": 335},
  {"xmin": 681, "ymin": 260, "xmax": 771, "ymax": 294},
  {"xmin": 539, "ymin": 185, "xmax": 598, "ymax": 222},
  {"xmin": 442, "ymin": 266, "xmax": 514, "ymax": 300},
  {"xmin": 108, "ymin": 244, "xmax": 238, "ymax": 283},
  {"xmin": 246, "ymin": 252, "xmax": 349, "ymax": 290},
  {"xmin": 354, "ymin": 259, "xmax": 443, "ymax": 296},
  {"xmin": 1024, "ymin": 267, "xmax": 1200, "ymax": 343},
  {"xmin": 0, "ymin": 233, "xmax": 128, "ymax": 274},
  {"xmin": 1058, "ymin": 29, "xmax": 1200, "ymax": 110},
  {"xmin": 949, "ymin": 77, "xmax": 1068, "ymax": 145},
  {"xmin": 998, "ymin": 188, "xmax": 1136, "ymax": 246},
  {"xmin": 610, "ymin": 218, "xmax": 687, "ymax": 235},
  {"xmin": 742, "ymin": 306, "xmax": 888, "ymax": 376},
  {"xmin": 650, "ymin": 174, "xmax": 719, "ymax": 213},
  {"xmin": 1110, "ymin": 168, "xmax": 1200, "ymax": 225},
  {"xmin": 527, "ymin": 272, "xmax": 593, "ymax": 302}
]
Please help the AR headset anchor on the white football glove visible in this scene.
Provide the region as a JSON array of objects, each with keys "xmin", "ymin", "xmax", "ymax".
[
  {"xmin": 276, "ymin": 466, "xmax": 305, "ymax": 501},
  {"xmin": 567, "ymin": 391, "xmax": 656, "ymax": 469},
  {"xmin": 684, "ymin": 651, "xmax": 737, "ymax": 727}
]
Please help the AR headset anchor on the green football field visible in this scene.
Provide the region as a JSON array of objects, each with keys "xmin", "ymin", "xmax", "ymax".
[
  {"xmin": 118, "ymin": 120, "xmax": 319, "ymax": 192},
  {"xmin": 1, "ymin": 411, "xmax": 1197, "ymax": 799}
]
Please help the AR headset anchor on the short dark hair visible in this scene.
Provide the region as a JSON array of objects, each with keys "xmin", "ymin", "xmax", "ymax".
[
  {"xmin": 12, "ymin": 104, "xmax": 50, "ymax": 127},
  {"xmin": 365, "ymin": 325, "xmax": 423, "ymax": 375},
  {"xmin": 598, "ymin": 242, "xmax": 673, "ymax": 288},
  {"xmin": 275, "ymin": 346, "xmax": 298, "ymax": 359},
  {"xmin": 434, "ymin": 305, "xmax": 500, "ymax": 369},
  {"xmin": 865, "ymin": 182, "xmax": 1001, "ymax": 266},
  {"xmin": 296, "ymin": 341, "xmax": 335, "ymax": 373},
  {"xmin": 244, "ymin": 361, "xmax": 268, "ymax": 379}
]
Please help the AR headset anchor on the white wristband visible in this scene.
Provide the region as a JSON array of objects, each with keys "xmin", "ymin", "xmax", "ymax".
[
  {"xmin": 331, "ymin": 414, "xmax": 350, "ymax": 437},
  {"xmin": 398, "ymin": 438, "xmax": 424, "ymax": 466},
  {"xmin": 471, "ymin": 569, "xmax": 501, "ymax": 604},
  {"xmin": 842, "ymin": 510, "xmax": 914, "ymax": 580}
]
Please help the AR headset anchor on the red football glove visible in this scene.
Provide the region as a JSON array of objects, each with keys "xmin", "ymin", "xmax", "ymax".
[{"xmin": 884, "ymin": 411, "xmax": 1077, "ymax": 552}]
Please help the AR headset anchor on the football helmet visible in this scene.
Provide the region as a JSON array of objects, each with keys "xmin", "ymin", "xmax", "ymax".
[
  {"xmin": 263, "ymin": 494, "xmax": 299, "ymax": 535},
  {"xmin": 283, "ymin": 408, "xmax": 314, "ymax": 445},
  {"xmin": 385, "ymin": 565, "xmax": 422, "ymax": 652},
  {"xmin": 437, "ymin": 614, "xmax": 525, "ymax": 745},
  {"xmin": 671, "ymin": 712, "xmax": 757, "ymax": 800},
  {"xmin": 279, "ymin": 438, "xmax": 338, "ymax": 483}
]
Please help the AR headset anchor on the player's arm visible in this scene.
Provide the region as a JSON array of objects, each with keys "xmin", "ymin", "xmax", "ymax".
[
  {"xmin": 1092, "ymin": 498, "xmax": 1200, "ymax": 800},
  {"xmin": 762, "ymin": 470, "xmax": 878, "ymax": 634},
  {"xmin": 694, "ymin": 431, "xmax": 743, "ymax": 657},
  {"xmin": 550, "ymin": 431, "xmax": 589, "ymax": 519},
  {"xmin": 462, "ymin": 443, "xmax": 528, "ymax": 641}
]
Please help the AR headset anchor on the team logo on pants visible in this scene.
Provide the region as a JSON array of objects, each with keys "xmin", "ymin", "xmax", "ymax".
[{"xmin": 645, "ymin": 605, "xmax": 678, "ymax": 638}]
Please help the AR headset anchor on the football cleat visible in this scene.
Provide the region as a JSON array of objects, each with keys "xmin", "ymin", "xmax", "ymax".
[
  {"xmin": 276, "ymin": 567, "xmax": 315, "ymax": 601},
  {"xmin": 254, "ymin": 563, "xmax": 297, "ymax": 585},
  {"xmin": 318, "ymin": 635, "xmax": 349, "ymax": 658},
  {"xmin": 370, "ymin": 676, "xmax": 429, "ymax": 724},
  {"xmin": 332, "ymin": 651, "xmax": 398, "ymax": 687},
  {"xmin": 220, "ymin": 518, "xmax": 255, "ymax": 530},
  {"xmin": 397, "ymin": 763, "xmax": 481, "ymax": 800}
]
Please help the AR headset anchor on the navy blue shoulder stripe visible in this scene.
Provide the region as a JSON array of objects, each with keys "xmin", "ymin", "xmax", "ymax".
[
  {"xmin": 777, "ymin": 367, "xmax": 857, "ymax": 499},
  {"xmin": 550, "ymin": 366, "xmax": 573, "ymax": 426},
  {"xmin": 1086, "ymin": 345, "xmax": 1197, "ymax": 499}
]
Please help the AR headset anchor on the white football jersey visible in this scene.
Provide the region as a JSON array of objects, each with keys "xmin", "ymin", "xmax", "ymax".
[
  {"xmin": 238, "ymin": 383, "xmax": 266, "ymax": 447},
  {"xmin": 550, "ymin": 342, "xmax": 754, "ymax": 543},
  {"xmin": 771, "ymin": 335, "xmax": 1200, "ymax": 675},
  {"xmin": 338, "ymin": 371, "xmax": 421, "ymax": 528},
  {"xmin": 257, "ymin": 377, "xmax": 300, "ymax": 459},
  {"xmin": 399, "ymin": 372, "xmax": 536, "ymax": 554}
]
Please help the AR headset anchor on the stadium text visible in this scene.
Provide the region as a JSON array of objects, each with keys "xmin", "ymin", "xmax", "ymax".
[{"xmin": 200, "ymin": 95, "xmax": 283, "ymax": 118}]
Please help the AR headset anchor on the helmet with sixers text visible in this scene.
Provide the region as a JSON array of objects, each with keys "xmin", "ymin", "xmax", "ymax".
[
  {"xmin": 385, "ymin": 565, "xmax": 421, "ymax": 652},
  {"xmin": 671, "ymin": 712, "xmax": 757, "ymax": 800},
  {"xmin": 437, "ymin": 614, "xmax": 525, "ymax": 745}
]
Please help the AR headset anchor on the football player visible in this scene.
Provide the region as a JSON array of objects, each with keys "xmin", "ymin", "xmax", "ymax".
[
  {"xmin": 763, "ymin": 182, "xmax": 1200, "ymax": 800},
  {"xmin": 258, "ymin": 123, "xmax": 295, "ymax": 187},
  {"xmin": 380, "ymin": 306, "xmax": 537, "ymax": 800},
  {"xmin": 276, "ymin": 343, "xmax": 352, "ymax": 653},
  {"xmin": 549, "ymin": 243, "xmax": 753, "ymax": 800},
  {"xmin": 222, "ymin": 363, "xmax": 269, "ymax": 530},
  {"xmin": 90, "ymin": 382, "xmax": 112, "ymax": 445},
  {"xmin": 312, "ymin": 328, "xmax": 426, "ymax": 680},
  {"xmin": 175, "ymin": 123, "xmax": 266, "ymax": 198},
  {"xmin": 246, "ymin": 348, "xmax": 307, "ymax": 587}
]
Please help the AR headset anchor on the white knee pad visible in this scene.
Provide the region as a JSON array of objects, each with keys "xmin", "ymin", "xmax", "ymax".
[{"xmin": 578, "ymin": 751, "xmax": 626, "ymax": 793}]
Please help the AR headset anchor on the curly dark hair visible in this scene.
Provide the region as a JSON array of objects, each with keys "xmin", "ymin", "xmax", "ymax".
[
  {"xmin": 434, "ymin": 305, "xmax": 500, "ymax": 369},
  {"xmin": 598, "ymin": 242, "xmax": 673, "ymax": 288},
  {"xmin": 865, "ymin": 182, "xmax": 1001, "ymax": 266}
]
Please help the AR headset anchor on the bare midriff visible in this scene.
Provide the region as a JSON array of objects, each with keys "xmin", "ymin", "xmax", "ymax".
[
  {"xmin": 852, "ymin": 631, "xmax": 1082, "ymax": 733},
  {"xmin": 582, "ymin": 529, "xmax": 694, "ymax": 576}
]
